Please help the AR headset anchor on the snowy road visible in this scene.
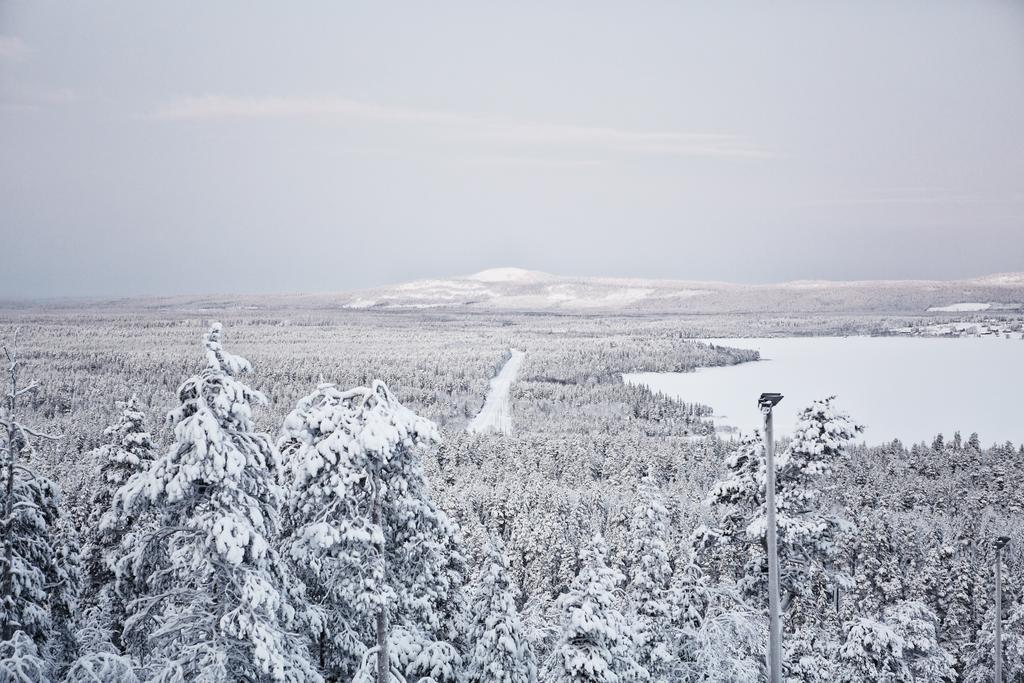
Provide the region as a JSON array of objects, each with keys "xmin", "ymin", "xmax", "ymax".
[{"xmin": 467, "ymin": 350, "xmax": 524, "ymax": 435}]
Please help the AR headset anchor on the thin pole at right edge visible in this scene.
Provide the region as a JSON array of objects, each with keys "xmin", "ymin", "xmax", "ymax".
[
  {"xmin": 995, "ymin": 543, "xmax": 1003, "ymax": 683},
  {"xmin": 763, "ymin": 404, "xmax": 783, "ymax": 683}
]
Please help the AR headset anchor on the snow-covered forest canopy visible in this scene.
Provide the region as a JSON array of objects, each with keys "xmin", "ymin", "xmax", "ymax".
[{"xmin": 0, "ymin": 309, "xmax": 1021, "ymax": 682}]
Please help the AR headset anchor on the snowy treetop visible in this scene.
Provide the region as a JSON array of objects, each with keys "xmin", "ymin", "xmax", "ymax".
[
  {"xmin": 280, "ymin": 380, "xmax": 439, "ymax": 494},
  {"xmin": 204, "ymin": 320, "xmax": 254, "ymax": 377},
  {"xmin": 108, "ymin": 323, "xmax": 280, "ymax": 546},
  {"xmin": 782, "ymin": 396, "xmax": 863, "ymax": 465}
]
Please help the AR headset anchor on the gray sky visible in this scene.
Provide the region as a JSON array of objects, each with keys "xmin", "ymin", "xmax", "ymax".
[{"xmin": 2, "ymin": 1, "xmax": 1022, "ymax": 297}]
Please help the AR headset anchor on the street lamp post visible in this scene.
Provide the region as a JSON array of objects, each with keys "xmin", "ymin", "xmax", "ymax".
[
  {"xmin": 759, "ymin": 392, "xmax": 784, "ymax": 683},
  {"xmin": 994, "ymin": 535, "xmax": 1010, "ymax": 682}
]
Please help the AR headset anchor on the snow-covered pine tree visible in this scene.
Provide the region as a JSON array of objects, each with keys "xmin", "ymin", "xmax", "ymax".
[
  {"xmin": 883, "ymin": 601, "xmax": 955, "ymax": 682},
  {"xmin": 83, "ymin": 396, "xmax": 155, "ymax": 589},
  {"xmin": 681, "ymin": 587, "xmax": 766, "ymax": 683},
  {"xmin": 108, "ymin": 520, "xmax": 163, "ymax": 668},
  {"xmin": 659, "ymin": 554, "xmax": 717, "ymax": 679},
  {"xmin": 783, "ymin": 625, "xmax": 837, "ymax": 683},
  {"xmin": 700, "ymin": 399, "xmax": 860, "ymax": 673},
  {"xmin": 967, "ymin": 432, "xmax": 981, "ymax": 451},
  {"xmin": 769, "ymin": 397, "xmax": 861, "ymax": 624},
  {"xmin": 511, "ymin": 503, "xmax": 577, "ymax": 600},
  {"xmin": 698, "ymin": 432, "xmax": 764, "ymax": 573},
  {"xmin": 69, "ymin": 604, "xmax": 139, "ymax": 681},
  {"xmin": 544, "ymin": 533, "xmax": 644, "ymax": 683},
  {"xmin": 962, "ymin": 594, "xmax": 1024, "ymax": 681},
  {"xmin": 942, "ymin": 552, "xmax": 979, "ymax": 667},
  {"xmin": 623, "ymin": 476, "xmax": 672, "ymax": 679},
  {"xmin": 465, "ymin": 536, "xmax": 536, "ymax": 683},
  {"xmin": 911, "ymin": 538, "xmax": 972, "ymax": 662},
  {"xmin": 46, "ymin": 525, "xmax": 83, "ymax": 676},
  {"xmin": 836, "ymin": 617, "xmax": 910, "ymax": 683},
  {"xmin": 106, "ymin": 322, "xmax": 320, "ymax": 682},
  {"xmin": 0, "ymin": 464, "xmax": 61, "ymax": 646},
  {"xmin": 854, "ymin": 513, "xmax": 905, "ymax": 617},
  {"xmin": 63, "ymin": 651, "xmax": 138, "ymax": 683},
  {"xmin": 0, "ymin": 630, "xmax": 50, "ymax": 683},
  {"xmin": 82, "ymin": 396, "xmax": 156, "ymax": 653},
  {"xmin": 279, "ymin": 380, "xmax": 466, "ymax": 683},
  {"xmin": 0, "ymin": 330, "xmax": 62, "ymax": 649},
  {"xmin": 666, "ymin": 555, "xmax": 712, "ymax": 643}
]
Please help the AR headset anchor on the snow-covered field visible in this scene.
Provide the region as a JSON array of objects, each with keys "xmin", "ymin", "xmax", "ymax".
[
  {"xmin": 927, "ymin": 302, "xmax": 992, "ymax": 312},
  {"xmin": 467, "ymin": 349, "xmax": 524, "ymax": 434}
]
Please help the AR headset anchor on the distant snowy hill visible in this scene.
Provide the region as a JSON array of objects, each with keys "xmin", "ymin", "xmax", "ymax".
[
  {"xmin": 7, "ymin": 268, "xmax": 1024, "ymax": 316},
  {"xmin": 337, "ymin": 268, "xmax": 715, "ymax": 312},
  {"xmin": 326, "ymin": 268, "xmax": 1024, "ymax": 315},
  {"xmin": 464, "ymin": 267, "xmax": 555, "ymax": 283}
]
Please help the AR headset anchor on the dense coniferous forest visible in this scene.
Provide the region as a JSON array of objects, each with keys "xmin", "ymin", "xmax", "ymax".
[{"xmin": 0, "ymin": 311, "xmax": 1021, "ymax": 681}]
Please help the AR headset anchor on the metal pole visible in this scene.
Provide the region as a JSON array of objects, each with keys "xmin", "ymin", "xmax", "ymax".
[
  {"xmin": 995, "ymin": 544, "xmax": 1003, "ymax": 683},
  {"xmin": 763, "ymin": 404, "xmax": 783, "ymax": 683}
]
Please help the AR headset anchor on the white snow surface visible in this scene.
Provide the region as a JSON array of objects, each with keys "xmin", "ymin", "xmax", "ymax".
[
  {"xmin": 467, "ymin": 350, "xmax": 525, "ymax": 435},
  {"xmin": 343, "ymin": 298, "xmax": 377, "ymax": 309},
  {"xmin": 626, "ymin": 336, "xmax": 1024, "ymax": 445},
  {"xmin": 926, "ymin": 302, "xmax": 991, "ymax": 312},
  {"xmin": 465, "ymin": 267, "xmax": 553, "ymax": 282}
]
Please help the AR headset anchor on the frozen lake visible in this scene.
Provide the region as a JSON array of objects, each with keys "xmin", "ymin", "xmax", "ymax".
[{"xmin": 624, "ymin": 336, "xmax": 1024, "ymax": 446}]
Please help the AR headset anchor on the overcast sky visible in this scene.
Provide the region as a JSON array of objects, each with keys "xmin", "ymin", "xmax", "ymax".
[{"xmin": 2, "ymin": 2, "xmax": 1022, "ymax": 297}]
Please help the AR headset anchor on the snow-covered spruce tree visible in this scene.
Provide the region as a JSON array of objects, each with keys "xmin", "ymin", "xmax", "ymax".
[
  {"xmin": 82, "ymin": 396, "xmax": 156, "ymax": 654},
  {"xmin": 106, "ymin": 322, "xmax": 320, "ymax": 682},
  {"xmin": 941, "ymin": 552, "xmax": 980, "ymax": 666},
  {"xmin": 108, "ymin": 521, "xmax": 163, "ymax": 668},
  {"xmin": 465, "ymin": 536, "xmax": 536, "ymax": 683},
  {"xmin": 962, "ymin": 597, "xmax": 1024, "ymax": 682},
  {"xmin": 663, "ymin": 558, "xmax": 702, "ymax": 666},
  {"xmin": 768, "ymin": 397, "xmax": 861, "ymax": 626},
  {"xmin": 0, "ymin": 630, "xmax": 50, "ymax": 683},
  {"xmin": 83, "ymin": 397, "xmax": 155, "ymax": 589},
  {"xmin": 909, "ymin": 539, "xmax": 974, "ymax": 660},
  {"xmin": 509, "ymin": 503, "xmax": 578, "ymax": 600},
  {"xmin": 0, "ymin": 331, "xmax": 62, "ymax": 649},
  {"xmin": 836, "ymin": 617, "xmax": 910, "ymax": 683},
  {"xmin": 680, "ymin": 585, "xmax": 766, "ymax": 683},
  {"xmin": 783, "ymin": 625, "xmax": 837, "ymax": 683},
  {"xmin": 63, "ymin": 651, "xmax": 138, "ymax": 683},
  {"xmin": 853, "ymin": 513, "xmax": 905, "ymax": 617},
  {"xmin": 46, "ymin": 525, "xmax": 83, "ymax": 676},
  {"xmin": 623, "ymin": 476, "xmax": 672, "ymax": 679},
  {"xmin": 883, "ymin": 601, "xmax": 955, "ymax": 682},
  {"xmin": 68, "ymin": 605, "xmax": 138, "ymax": 682},
  {"xmin": 665, "ymin": 555, "xmax": 712, "ymax": 646},
  {"xmin": 721, "ymin": 398, "xmax": 860, "ymax": 625},
  {"xmin": 699, "ymin": 399, "xmax": 860, "ymax": 674},
  {"xmin": 544, "ymin": 533, "xmax": 644, "ymax": 683},
  {"xmin": 279, "ymin": 380, "xmax": 466, "ymax": 683},
  {"xmin": 0, "ymin": 468, "xmax": 61, "ymax": 646},
  {"xmin": 694, "ymin": 432, "xmax": 765, "ymax": 588}
]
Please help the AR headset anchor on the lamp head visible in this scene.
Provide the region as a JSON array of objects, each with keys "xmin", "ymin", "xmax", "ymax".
[
  {"xmin": 995, "ymin": 536, "xmax": 1011, "ymax": 550},
  {"xmin": 758, "ymin": 392, "xmax": 784, "ymax": 409}
]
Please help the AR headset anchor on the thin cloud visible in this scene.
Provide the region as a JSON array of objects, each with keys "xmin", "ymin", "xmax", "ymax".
[
  {"xmin": 0, "ymin": 36, "xmax": 30, "ymax": 62},
  {"xmin": 458, "ymin": 157, "xmax": 610, "ymax": 172},
  {"xmin": 796, "ymin": 187, "xmax": 1005, "ymax": 207},
  {"xmin": 154, "ymin": 94, "xmax": 770, "ymax": 159},
  {"xmin": 0, "ymin": 85, "xmax": 77, "ymax": 112}
]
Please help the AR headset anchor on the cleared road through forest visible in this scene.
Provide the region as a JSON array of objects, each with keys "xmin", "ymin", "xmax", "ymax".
[{"xmin": 467, "ymin": 349, "xmax": 524, "ymax": 435}]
